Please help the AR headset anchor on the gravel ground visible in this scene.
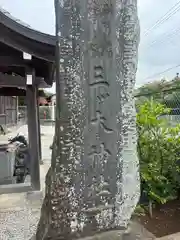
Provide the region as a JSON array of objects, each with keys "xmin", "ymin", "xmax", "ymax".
[
  {"xmin": 0, "ymin": 206, "xmax": 41, "ymax": 240},
  {"xmin": 0, "ymin": 124, "xmax": 54, "ymax": 240}
]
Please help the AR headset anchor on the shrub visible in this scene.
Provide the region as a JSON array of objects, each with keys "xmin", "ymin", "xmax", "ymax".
[{"xmin": 137, "ymin": 100, "xmax": 180, "ymax": 205}]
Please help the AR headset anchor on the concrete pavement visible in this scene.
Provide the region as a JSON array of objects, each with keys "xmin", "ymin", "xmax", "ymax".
[{"xmin": 0, "ymin": 124, "xmax": 54, "ymax": 240}]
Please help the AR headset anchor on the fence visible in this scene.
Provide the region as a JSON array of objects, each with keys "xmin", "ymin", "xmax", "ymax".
[
  {"xmin": 18, "ymin": 105, "xmax": 55, "ymax": 123},
  {"xmin": 18, "ymin": 106, "xmax": 28, "ymax": 125},
  {"xmin": 5, "ymin": 108, "xmax": 17, "ymax": 126},
  {"xmin": 0, "ymin": 105, "xmax": 55, "ymax": 133},
  {"xmin": 0, "ymin": 109, "xmax": 18, "ymax": 128},
  {"xmin": 135, "ymin": 87, "xmax": 180, "ymax": 126},
  {"xmin": 0, "ymin": 96, "xmax": 19, "ymax": 128},
  {"xmin": 39, "ymin": 106, "xmax": 55, "ymax": 121}
]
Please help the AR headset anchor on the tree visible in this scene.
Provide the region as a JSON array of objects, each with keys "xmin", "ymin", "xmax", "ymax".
[
  {"xmin": 35, "ymin": 1, "xmax": 140, "ymax": 239},
  {"xmin": 135, "ymin": 75, "xmax": 180, "ymax": 109}
]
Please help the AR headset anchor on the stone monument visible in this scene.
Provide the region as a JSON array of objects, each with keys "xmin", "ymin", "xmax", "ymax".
[{"xmin": 35, "ymin": 0, "xmax": 140, "ymax": 239}]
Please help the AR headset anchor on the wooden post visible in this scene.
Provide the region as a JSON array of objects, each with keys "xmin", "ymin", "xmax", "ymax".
[
  {"xmin": 36, "ymin": 91, "xmax": 42, "ymax": 162},
  {"xmin": 26, "ymin": 69, "xmax": 40, "ymax": 190},
  {"xmin": 15, "ymin": 96, "xmax": 18, "ymax": 125}
]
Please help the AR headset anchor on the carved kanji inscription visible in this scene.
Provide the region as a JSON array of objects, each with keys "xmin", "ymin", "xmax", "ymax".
[{"xmin": 88, "ymin": 143, "xmax": 111, "ymax": 168}]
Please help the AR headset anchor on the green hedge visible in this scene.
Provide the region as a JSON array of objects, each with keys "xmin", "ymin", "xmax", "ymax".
[{"xmin": 137, "ymin": 100, "xmax": 180, "ymax": 205}]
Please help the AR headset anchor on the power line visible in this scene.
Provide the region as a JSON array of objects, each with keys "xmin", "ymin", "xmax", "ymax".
[
  {"xmin": 139, "ymin": 2, "xmax": 180, "ymax": 83},
  {"xmin": 144, "ymin": 26, "xmax": 180, "ymax": 48},
  {"xmin": 143, "ymin": 1, "xmax": 180, "ymax": 36},
  {"xmin": 142, "ymin": 64, "xmax": 180, "ymax": 81},
  {"xmin": 143, "ymin": 1, "xmax": 180, "ymax": 37}
]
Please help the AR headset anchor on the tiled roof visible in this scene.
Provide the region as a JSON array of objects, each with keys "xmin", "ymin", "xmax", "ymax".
[
  {"xmin": 0, "ymin": 6, "xmax": 31, "ymax": 28},
  {"xmin": 0, "ymin": 5, "xmax": 56, "ymax": 44}
]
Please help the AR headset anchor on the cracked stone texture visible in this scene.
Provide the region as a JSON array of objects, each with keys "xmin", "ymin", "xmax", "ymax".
[
  {"xmin": 0, "ymin": 125, "xmax": 54, "ymax": 240},
  {"xmin": 36, "ymin": 1, "xmax": 140, "ymax": 239}
]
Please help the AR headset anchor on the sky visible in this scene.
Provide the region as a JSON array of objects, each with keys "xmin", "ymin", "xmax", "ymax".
[{"xmin": 0, "ymin": 0, "xmax": 180, "ymax": 92}]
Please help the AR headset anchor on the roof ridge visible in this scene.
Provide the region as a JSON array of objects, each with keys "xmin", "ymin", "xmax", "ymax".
[
  {"xmin": 0, "ymin": 6, "xmax": 31, "ymax": 28},
  {"xmin": 0, "ymin": 5, "xmax": 56, "ymax": 48}
]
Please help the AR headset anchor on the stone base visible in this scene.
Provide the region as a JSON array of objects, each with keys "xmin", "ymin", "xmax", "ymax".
[
  {"xmin": 76, "ymin": 222, "xmax": 155, "ymax": 240},
  {"xmin": 77, "ymin": 230, "xmax": 132, "ymax": 240},
  {"xmin": 30, "ymin": 221, "xmax": 156, "ymax": 240}
]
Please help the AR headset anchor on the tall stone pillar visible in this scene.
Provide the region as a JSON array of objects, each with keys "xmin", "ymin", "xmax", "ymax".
[
  {"xmin": 35, "ymin": 0, "xmax": 140, "ymax": 239},
  {"xmin": 115, "ymin": 0, "xmax": 140, "ymax": 227}
]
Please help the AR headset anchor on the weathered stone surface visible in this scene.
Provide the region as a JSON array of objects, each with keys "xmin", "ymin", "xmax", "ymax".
[
  {"xmin": 32, "ymin": 221, "xmax": 155, "ymax": 240},
  {"xmin": 75, "ymin": 221, "xmax": 156, "ymax": 240},
  {"xmin": 35, "ymin": 0, "xmax": 140, "ymax": 239},
  {"xmin": 115, "ymin": 0, "xmax": 140, "ymax": 227}
]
